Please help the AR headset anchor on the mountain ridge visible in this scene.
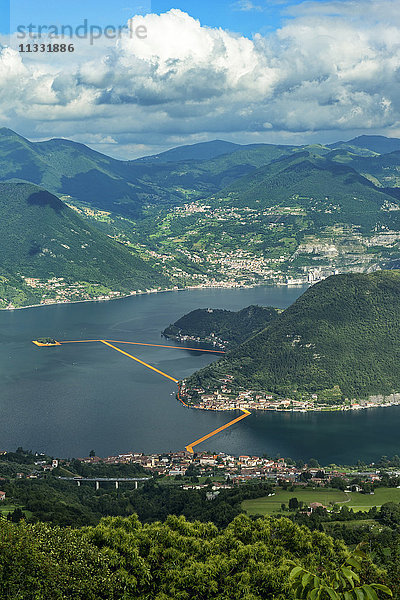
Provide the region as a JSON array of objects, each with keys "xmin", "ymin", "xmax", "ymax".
[
  {"xmin": 185, "ymin": 271, "xmax": 400, "ymax": 402},
  {"xmin": 0, "ymin": 181, "xmax": 168, "ymax": 308}
]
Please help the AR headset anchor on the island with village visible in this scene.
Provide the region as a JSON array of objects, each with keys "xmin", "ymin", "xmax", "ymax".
[{"xmin": 178, "ymin": 378, "xmax": 400, "ymax": 413}]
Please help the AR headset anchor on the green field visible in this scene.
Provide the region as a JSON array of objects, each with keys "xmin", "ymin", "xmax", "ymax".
[
  {"xmin": 242, "ymin": 487, "xmax": 400, "ymax": 515},
  {"xmin": 345, "ymin": 487, "xmax": 400, "ymax": 511},
  {"xmin": 323, "ymin": 519, "xmax": 378, "ymax": 533},
  {"xmin": 0, "ymin": 503, "xmax": 32, "ymax": 519},
  {"xmin": 242, "ymin": 488, "xmax": 348, "ymax": 515}
]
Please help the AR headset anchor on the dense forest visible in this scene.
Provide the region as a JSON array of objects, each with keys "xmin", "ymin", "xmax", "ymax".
[
  {"xmin": 187, "ymin": 271, "xmax": 400, "ymax": 401},
  {"xmin": 4, "ymin": 475, "xmax": 272, "ymax": 528},
  {"xmin": 163, "ymin": 305, "xmax": 280, "ymax": 348},
  {"xmin": 0, "ymin": 513, "xmax": 394, "ymax": 600},
  {"xmin": 0, "ymin": 182, "xmax": 168, "ymax": 306},
  {"xmin": 1, "ymin": 450, "xmax": 399, "ymax": 597}
]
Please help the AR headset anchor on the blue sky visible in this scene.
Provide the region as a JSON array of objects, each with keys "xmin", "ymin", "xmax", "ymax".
[
  {"xmin": 1, "ymin": 0, "xmax": 306, "ymax": 37},
  {"xmin": 0, "ymin": 0, "xmax": 398, "ymax": 158}
]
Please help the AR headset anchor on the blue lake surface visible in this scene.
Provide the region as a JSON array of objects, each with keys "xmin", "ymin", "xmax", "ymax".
[{"xmin": 1, "ymin": 285, "xmax": 399, "ymax": 464}]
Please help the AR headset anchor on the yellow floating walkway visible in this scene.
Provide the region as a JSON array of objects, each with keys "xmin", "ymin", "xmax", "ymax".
[
  {"xmin": 185, "ymin": 410, "xmax": 251, "ymax": 453},
  {"xmin": 32, "ymin": 337, "xmax": 251, "ymax": 453},
  {"xmin": 59, "ymin": 339, "xmax": 225, "ymax": 353},
  {"xmin": 100, "ymin": 340, "xmax": 179, "ymax": 383}
]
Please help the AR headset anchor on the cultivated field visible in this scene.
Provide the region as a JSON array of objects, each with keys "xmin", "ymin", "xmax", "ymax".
[{"xmin": 242, "ymin": 487, "xmax": 400, "ymax": 515}]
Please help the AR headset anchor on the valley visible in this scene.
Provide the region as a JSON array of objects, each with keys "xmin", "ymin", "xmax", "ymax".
[{"xmin": 3, "ymin": 131, "xmax": 400, "ymax": 307}]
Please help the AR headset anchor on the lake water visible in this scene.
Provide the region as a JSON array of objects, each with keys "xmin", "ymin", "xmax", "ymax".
[{"xmin": 1, "ymin": 285, "xmax": 400, "ymax": 464}]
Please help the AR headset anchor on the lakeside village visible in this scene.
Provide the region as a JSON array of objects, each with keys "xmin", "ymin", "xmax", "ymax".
[
  {"xmin": 3, "ymin": 273, "xmax": 316, "ymax": 310},
  {"xmin": 3, "ymin": 270, "xmax": 321, "ymax": 310},
  {"xmin": 179, "ymin": 378, "xmax": 400, "ymax": 413},
  {"xmin": 4, "ymin": 449, "xmax": 398, "ymax": 492}
]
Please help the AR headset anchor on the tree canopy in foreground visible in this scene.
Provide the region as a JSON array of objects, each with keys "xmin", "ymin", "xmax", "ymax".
[{"xmin": 0, "ymin": 513, "xmax": 392, "ymax": 600}]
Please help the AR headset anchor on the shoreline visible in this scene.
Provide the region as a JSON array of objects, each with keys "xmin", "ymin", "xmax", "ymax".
[
  {"xmin": 183, "ymin": 400, "xmax": 400, "ymax": 414},
  {"xmin": 1, "ymin": 281, "xmax": 308, "ymax": 312}
]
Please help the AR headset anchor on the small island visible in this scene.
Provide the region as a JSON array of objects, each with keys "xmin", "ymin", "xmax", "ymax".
[{"xmin": 32, "ymin": 337, "xmax": 61, "ymax": 347}]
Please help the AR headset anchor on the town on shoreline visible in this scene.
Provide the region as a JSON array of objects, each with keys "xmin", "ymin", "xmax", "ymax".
[
  {"xmin": 179, "ymin": 379, "xmax": 400, "ymax": 414},
  {"xmin": 2, "ymin": 278, "xmax": 306, "ymax": 311},
  {"xmin": 12, "ymin": 448, "xmax": 399, "ymax": 489}
]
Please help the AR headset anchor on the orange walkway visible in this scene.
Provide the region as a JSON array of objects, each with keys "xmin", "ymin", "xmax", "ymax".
[
  {"xmin": 60, "ymin": 339, "xmax": 225, "ymax": 353},
  {"xmin": 32, "ymin": 337, "xmax": 250, "ymax": 453},
  {"xmin": 100, "ymin": 340, "xmax": 179, "ymax": 383},
  {"xmin": 185, "ymin": 409, "xmax": 251, "ymax": 453}
]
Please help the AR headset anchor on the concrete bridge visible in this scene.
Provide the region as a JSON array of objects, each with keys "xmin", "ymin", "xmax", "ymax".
[{"xmin": 57, "ymin": 476, "xmax": 151, "ymax": 490}]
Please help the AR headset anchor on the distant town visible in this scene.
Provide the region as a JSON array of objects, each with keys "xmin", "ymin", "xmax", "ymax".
[{"xmin": 9, "ymin": 449, "xmax": 397, "ymax": 490}]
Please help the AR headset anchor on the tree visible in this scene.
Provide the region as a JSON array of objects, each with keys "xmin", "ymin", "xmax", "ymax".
[
  {"xmin": 290, "ymin": 546, "xmax": 392, "ymax": 600},
  {"xmin": 391, "ymin": 455, "xmax": 400, "ymax": 467},
  {"xmin": 308, "ymin": 458, "xmax": 320, "ymax": 468},
  {"xmin": 331, "ymin": 477, "xmax": 347, "ymax": 491},
  {"xmin": 89, "ymin": 450, "xmax": 96, "ymax": 457},
  {"xmin": 0, "ymin": 514, "xmax": 393, "ymax": 599},
  {"xmin": 362, "ymin": 482, "xmax": 373, "ymax": 494},
  {"xmin": 7, "ymin": 508, "xmax": 24, "ymax": 522},
  {"xmin": 289, "ymin": 497, "xmax": 299, "ymax": 510}
]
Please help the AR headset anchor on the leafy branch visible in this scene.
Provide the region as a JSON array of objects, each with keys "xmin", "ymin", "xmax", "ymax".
[{"xmin": 289, "ymin": 546, "xmax": 393, "ymax": 600}]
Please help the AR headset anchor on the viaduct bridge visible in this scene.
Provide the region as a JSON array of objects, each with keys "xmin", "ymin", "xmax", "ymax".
[{"xmin": 57, "ymin": 476, "xmax": 151, "ymax": 490}]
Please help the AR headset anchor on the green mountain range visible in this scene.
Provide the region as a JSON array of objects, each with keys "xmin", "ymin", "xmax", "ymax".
[
  {"xmin": 131, "ymin": 149, "xmax": 400, "ymax": 288},
  {"xmin": 2, "ymin": 128, "xmax": 400, "ymax": 220},
  {"xmin": 186, "ymin": 271, "xmax": 400, "ymax": 401},
  {"xmin": 3, "ymin": 129, "xmax": 400, "ymax": 298},
  {"xmin": 0, "ymin": 129, "xmax": 301, "ymax": 214},
  {"xmin": 331, "ymin": 135, "xmax": 400, "ymax": 155},
  {"xmin": 0, "ymin": 128, "xmax": 185, "ymax": 217},
  {"xmin": 214, "ymin": 151, "xmax": 398, "ymax": 231},
  {"xmin": 0, "ymin": 182, "xmax": 168, "ymax": 308}
]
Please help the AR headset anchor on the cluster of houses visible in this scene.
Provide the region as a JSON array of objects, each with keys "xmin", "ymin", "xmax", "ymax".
[
  {"xmin": 75, "ymin": 450, "xmax": 385, "ymax": 487},
  {"xmin": 180, "ymin": 379, "xmax": 400, "ymax": 413},
  {"xmin": 180, "ymin": 379, "xmax": 321, "ymax": 412},
  {"xmin": 1, "ymin": 447, "xmax": 390, "ymax": 491}
]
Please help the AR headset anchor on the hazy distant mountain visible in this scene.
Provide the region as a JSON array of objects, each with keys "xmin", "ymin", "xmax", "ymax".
[
  {"xmin": 0, "ymin": 128, "xmax": 182, "ymax": 216},
  {"xmin": 133, "ymin": 143, "xmax": 298, "ymax": 199},
  {"xmin": 2, "ymin": 129, "xmax": 400, "ymax": 301},
  {"xmin": 2, "ymin": 129, "xmax": 400, "ymax": 220},
  {"xmin": 137, "ymin": 140, "xmax": 243, "ymax": 162},
  {"xmin": 330, "ymin": 135, "xmax": 400, "ymax": 155},
  {"xmin": 0, "ymin": 129, "xmax": 297, "ymax": 215}
]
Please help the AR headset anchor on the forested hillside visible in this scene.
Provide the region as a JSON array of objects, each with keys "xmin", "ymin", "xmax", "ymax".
[
  {"xmin": 163, "ymin": 305, "xmax": 280, "ymax": 348},
  {"xmin": 216, "ymin": 152, "xmax": 399, "ymax": 232},
  {"xmin": 187, "ymin": 271, "xmax": 400, "ymax": 401},
  {"xmin": 0, "ymin": 182, "xmax": 168, "ymax": 307},
  {"xmin": 3, "ymin": 129, "xmax": 400, "ymax": 296}
]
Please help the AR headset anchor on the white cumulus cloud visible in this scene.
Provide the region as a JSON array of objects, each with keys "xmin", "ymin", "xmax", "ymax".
[{"xmin": 0, "ymin": 1, "xmax": 399, "ymax": 157}]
